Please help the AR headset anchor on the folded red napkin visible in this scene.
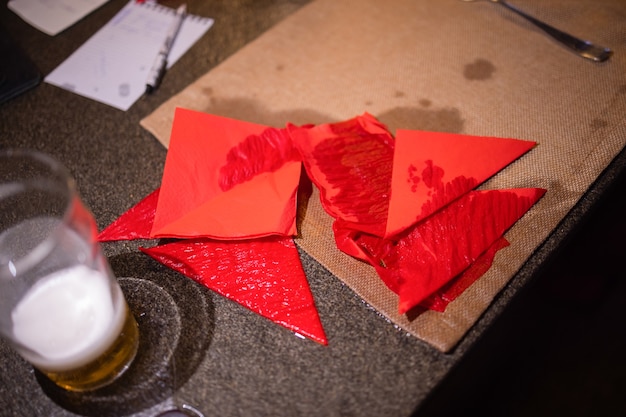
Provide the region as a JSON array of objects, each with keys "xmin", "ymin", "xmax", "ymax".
[{"xmin": 152, "ymin": 108, "xmax": 301, "ymax": 240}]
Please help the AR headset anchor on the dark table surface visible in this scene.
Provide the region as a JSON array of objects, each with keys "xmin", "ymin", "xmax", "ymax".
[{"xmin": 1, "ymin": 1, "xmax": 625, "ymax": 416}]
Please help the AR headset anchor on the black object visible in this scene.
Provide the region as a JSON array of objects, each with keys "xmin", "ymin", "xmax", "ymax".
[{"xmin": 0, "ymin": 26, "xmax": 41, "ymax": 104}]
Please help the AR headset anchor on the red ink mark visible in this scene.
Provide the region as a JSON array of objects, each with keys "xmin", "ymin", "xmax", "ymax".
[
  {"xmin": 423, "ymin": 175, "xmax": 479, "ymax": 216},
  {"xmin": 405, "ymin": 160, "xmax": 481, "ymax": 225},
  {"xmin": 219, "ymin": 127, "xmax": 300, "ymax": 191},
  {"xmin": 418, "ymin": 161, "xmax": 479, "ymax": 223},
  {"xmin": 407, "ymin": 164, "xmax": 420, "ymax": 192},
  {"xmin": 421, "ymin": 160, "xmax": 444, "ymax": 189}
]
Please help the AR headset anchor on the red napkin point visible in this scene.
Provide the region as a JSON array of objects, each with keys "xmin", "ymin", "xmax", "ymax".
[
  {"xmin": 98, "ymin": 188, "xmax": 160, "ymax": 242},
  {"xmin": 141, "ymin": 237, "xmax": 328, "ymax": 345}
]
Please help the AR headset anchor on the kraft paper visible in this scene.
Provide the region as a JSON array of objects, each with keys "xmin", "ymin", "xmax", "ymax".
[{"xmin": 141, "ymin": 0, "xmax": 626, "ymax": 351}]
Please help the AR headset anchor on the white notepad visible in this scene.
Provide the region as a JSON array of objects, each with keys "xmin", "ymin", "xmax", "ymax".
[
  {"xmin": 45, "ymin": 1, "xmax": 214, "ymax": 111},
  {"xmin": 8, "ymin": 0, "xmax": 110, "ymax": 36}
]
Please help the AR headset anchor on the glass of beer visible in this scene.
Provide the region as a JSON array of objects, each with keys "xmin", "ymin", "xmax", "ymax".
[{"xmin": 0, "ymin": 149, "xmax": 139, "ymax": 392}]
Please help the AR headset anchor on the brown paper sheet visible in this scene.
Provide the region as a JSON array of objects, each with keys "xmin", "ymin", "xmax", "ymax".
[{"xmin": 141, "ymin": 0, "xmax": 626, "ymax": 351}]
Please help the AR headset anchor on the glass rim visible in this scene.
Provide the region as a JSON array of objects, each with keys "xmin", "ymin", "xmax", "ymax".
[{"xmin": 0, "ymin": 149, "xmax": 78, "ymax": 279}]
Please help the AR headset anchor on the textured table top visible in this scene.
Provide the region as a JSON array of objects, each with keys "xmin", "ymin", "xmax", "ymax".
[{"xmin": 0, "ymin": 1, "xmax": 624, "ymax": 416}]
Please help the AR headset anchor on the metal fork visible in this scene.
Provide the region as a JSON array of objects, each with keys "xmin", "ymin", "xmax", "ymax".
[{"xmin": 462, "ymin": 0, "xmax": 613, "ymax": 62}]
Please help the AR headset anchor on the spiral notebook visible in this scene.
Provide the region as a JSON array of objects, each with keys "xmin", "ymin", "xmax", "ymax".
[{"xmin": 44, "ymin": 1, "xmax": 213, "ymax": 111}]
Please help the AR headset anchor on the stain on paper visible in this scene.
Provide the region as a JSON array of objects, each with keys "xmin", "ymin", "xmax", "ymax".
[
  {"xmin": 377, "ymin": 106, "xmax": 464, "ymax": 133},
  {"xmin": 463, "ymin": 58, "xmax": 495, "ymax": 81}
]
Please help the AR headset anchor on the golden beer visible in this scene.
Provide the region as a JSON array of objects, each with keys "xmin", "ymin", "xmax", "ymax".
[{"xmin": 41, "ymin": 306, "xmax": 139, "ymax": 392}]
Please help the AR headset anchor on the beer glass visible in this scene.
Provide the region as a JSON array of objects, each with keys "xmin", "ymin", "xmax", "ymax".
[{"xmin": 0, "ymin": 149, "xmax": 139, "ymax": 392}]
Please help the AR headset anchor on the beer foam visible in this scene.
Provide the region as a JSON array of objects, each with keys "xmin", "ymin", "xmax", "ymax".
[{"xmin": 11, "ymin": 265, "xmax": 126, "ymax": 371}]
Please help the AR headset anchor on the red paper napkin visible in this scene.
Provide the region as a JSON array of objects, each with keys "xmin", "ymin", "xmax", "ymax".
[{"xmin": 151, "ymin": 108, "xmax": 301, "ymax": 240}]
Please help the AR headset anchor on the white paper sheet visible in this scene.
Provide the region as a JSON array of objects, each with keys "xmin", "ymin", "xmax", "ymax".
[
  {"xmin": 8, "ymin": 0, "xmax": 110, "ymax": 36},
  {"xmin": 44, "ymin": 1, "xmax": 214, "ymax": 111}
]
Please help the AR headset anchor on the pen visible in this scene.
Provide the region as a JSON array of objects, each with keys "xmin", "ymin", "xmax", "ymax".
[{"xmin": 145, "ymin": 4, "xmax": 187, "ymax": 94}]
